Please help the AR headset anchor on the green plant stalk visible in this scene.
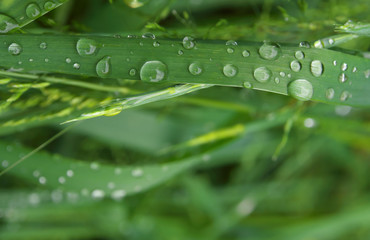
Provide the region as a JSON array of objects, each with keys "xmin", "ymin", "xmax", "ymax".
[{"xmin": 1, "ymin": 34, "xmax": 369, "ymax": 106}]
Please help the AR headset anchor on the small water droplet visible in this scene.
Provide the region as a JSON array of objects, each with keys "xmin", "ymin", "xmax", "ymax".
[
  {"xmin": 39, "ymin": 176, "xmax": 47, "ymax": 184},
  {"xmin": 182, "ymin": 36, "xmax": 195, "ymax": 49},
  {"xmin": 1, "ymin": 160, "xmax": 8, "ymax": 168},
  {"xmin": 8, "ymin": 43, "xmax": 22, "ymax": 55},
  {"xmin": 310, "ymin": 60, "xmax": 324, "ymax": 77},
  {"xmin": 91, "ymin": 189, "xmax": 105, "ymax": 199},
  {"xmin": 314, "ymin": 40, "xmax": 324, "ymax": 48},
  {"xmin": 33, "ymin": 170, "xmax": 40, "ymax": 178},
  {"xmin": 341, "ymin": 63, "xmax": 348, "ymax": 71},
  {"xmin": 274, "ymin": 77, "xmax": 280, "ymax": 84},
  {"xmin": 44, "ymin": 58, "xmax": 49, "ymax": 62},
  {"xmin": 66, "ymin": 169, "xmax": 74, "ymax": 177},
  {"xmin": 299, "ymin": 41, "xmax": 311, "ymax": 48},
  {"xmin": 242, "ymin": 50, "xmax": 250, "ymax": 57},
  {"xmin": 253, "ymin": 67, "xmax": 272, "ymax": 83},
  {"xmin": 338, "ymin": 73, "xmax": 348, "ymax": 83},
  {"xmin": 66, "ymin": 58, "xmax": 71, "ymax": 63},
  {"xmin": 258, "ymin": 42, "xmax": 281, "ymax": 60},
  {"xmin": 111, "ymin": 190, "xmax": 126, "ymax": 201},
  {"xmin": 280, "ymin": 72, "xmax": 286, "ymax": 77},
  {"xmin": 294, "ymin": 51, "xmax": 304, "ymax": 59},
  {"xmin": 188, "ymin": 62, "xmax": 203, "ymax": 75},
  {"xmin": 139, "ymin": 41, "xmax": 144, "ymax": 46},
  {"xmin": 304, "ymin": 118, "xmax": 316, "ymax": 128},
  {"xmin": 76, "ymin": 38, "xmax": 99, "ymax": 56},
  {"xmin": 243, "ymin": 81, "xmax": 253, "ymax": 89},
  {"xmin": 127, "ymin": 34, "xmax": 137, "ymax": 38},
  {"xmin": 340, "ymin": 91, "xmax": 351, "ymax": 101},
  {"xmin": 108, "ymin": 182, "xmax": 115, "ymax": 189},
  {"xmin": 44, "ymin": 1, "xmax": 57, "ymax": 11},
  {"xmin": 142, "ymin": 32, "xmax": 156, "ymax": 39},
  {"xmin": 39, "ymin": 42, "xmax": 47, "ymax": 49},
  {"xmin": 223, "ymin": 64, "xmax": 238, "ymax": 77},
  {"xmin": 287, "ymin": 79, "xmax": 313, "ymax": 101},
  {"xmin": 96, "ymin": 56, "xmax": 111, "ymax": 77},
  {"xmin": 333, "ymin": 60, "xmax": 337, "ymax": 66},
  {"xmin": 129, "ymin": 68, "xmax": 137, "ymax": 76},
  {"xmin": 26, "ymin": 3, "xmax": 42, "ymax": 19},
  {"xmin": 226, "ymin": 40, "xmax": 238, "ymax": 46},
  {"xmin": 140, "ymin": 60, "xmax": 168, "ymax": 83},
  {"xmin": 227, "ymin": 48, "xmax": 234, "ymax": 54},
  {"xmin": 352, "ymin": 67, "xmax": 357, "ymax": 72},
  {"xmin": 90, "ymin": 162, "xmax": 100, "ymax": 170},
  {"xmin": 58, "ymin": 176, "xmax": 66, "ymax": 184},
  {"xmin": 153, "ymin": 41, "xmax": 160, "ymax": 47},
  {"xmin": 73, "ymin": 63, "xmax": 80, "ymax": 69},
  {"xmin": 290, "ymin": 60, "xmax": 302, "ymax": 72},
  {"xmin": 131, "ymin": 168, "xmax": 143, "ymax": 177},
  {"xmin": 178, "ymin": 50, "xmax": 184, "ymax": 55},
  {"xmin": 326, "ymin": 88, "xmax": 335, "ymax": 100}
]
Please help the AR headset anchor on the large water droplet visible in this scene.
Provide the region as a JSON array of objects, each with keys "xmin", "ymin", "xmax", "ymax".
[
  {"xmin": 0, "ymin": 14, "xmax": 19, "ymax": 33},
  {"xmin": 253, "ymin": 67, "xmax": 272, "ymax": 83},
  {"xmin": 140, "ymin": 60, "xmax": 168, "ymax": 83},
  {"xmin": 76, "ymin": 38, "xmax": 99, "ymax": 56},
  {"xmin": 188, "ymin": 62, "xmax": 203, "ymax": 75},
  {"xmin": 26, "ymin": 3, "xmax": 42, "ymax": 19},
  {"xmin": 259, "ymin": 43, "xmax": 281, "ymax": 60},
  {"xmin": 223, "ymin": 64, "xmax": 238, "ymax": 77},
  {"xmin": 44, "ymin": 1, "xmax": 57, "ymax": 11},
  {"xmin": 287, "ymin": 79, "xmax": 313, "ymax": 101},
  {"xmin": 326, "ymin": 88, "xmax": 335, "ymax": 100},
  {"xmin": 182, "ymin": 36, "xmax": 195, "ymax": 49},
  {"xmin": 142, "ymin": 32, "xmax": 156, "ymax": 39},
  {"xmin": 338, "ymin": 73, "xmax": 347, "ymax": 83},
  {"xmin": 310, "ymin": 60, "xmax": 324, "ymax": 77},
  {"xmin": 8, "ymin": 43, "xmax": 22, "ymax": 55},
  {"xmin": 290, "ymin": 60, "xmax": 302, "ymax": 72},
  {"xmin": 96, "ymin": 56, "xmax": 111, "ymax": 78},
  {"xmin": 295, "ymin": 51, "xmax": 305, "ymax": 59}
]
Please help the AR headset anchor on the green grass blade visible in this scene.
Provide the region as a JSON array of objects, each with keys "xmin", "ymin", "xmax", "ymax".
[
  {"xmin": 1, "ymin": 34, "xmax": 369, "ymax": 107},
  {"xmin": 0, "ymin": 0, "xmax": 68, "ymax": 33}
]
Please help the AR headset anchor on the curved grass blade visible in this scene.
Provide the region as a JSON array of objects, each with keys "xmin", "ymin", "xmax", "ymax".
[
  {"xmin": 0, "ymin": 34, "xmax": 369, "ymax": 107},
  {"xmin": 335, "ymin": 21, "xmax": 370, "ymax": 37},
  {"xmin": 0, "ymin": 0, "xmax": 68, "ymax": 33}
]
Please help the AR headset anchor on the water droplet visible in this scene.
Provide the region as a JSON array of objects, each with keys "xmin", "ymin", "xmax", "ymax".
[
  {"xmin": 178, "ymin": 50, "xmax": 184, "ymax": 55},
  {"xmin": 280, "ymin": 72, "xmax": 286, "ymax": 77},
  {"xmin": 0, "ymin": 14, "xmax": 19, "ymax": 33},
  {"xmin": 140, "ymin": 60, "xmax": 168, "ymax": 83},
  {"xmin": 39, "ymin": 42, "xmax": 47, "ymax": 49},
  {"xmin": 114, "ymin": 168, "xmax": 122, "ymax": 175},
  {"xmin": 96, "ymin": 56, "xmax": 111, "ymax": 78},
  {"xmin": 107, "ymin": 182, "xmax": 115, "ymax": 189},
  {"xmin": 58, "ymin": 176, "xmax": 66, "ymax": 184},
  {"xmin": 313, "ymin": 40, "xmax": 323, "ymax": 48},
  {"xmin": 333, "ymin": 60, "xmax": 337, "ymax": 66},
  {"xmin": 76, "ymin": 38, "xmax": 99, "ymax": 56},
  {"xmin": 127, "ymin": 34, "xmax": 137, "ymax": 38},
  {"xmin": 90, "ymin": 162, "xmax": 100, "ymax": 170},
  {"xmin": 226, "ymin": 40, "xmax": 237, "ymax": 46},
  {"xmin": 73, "ymin": 63, "xmax": 80, "ymax": 69},
  {"xmin": 223, "ymin": 64, "xmax": 238, "ymax": 77},
  {"xmin": 340, "ymin": 91, "xmax": 351, "ymax": 101},
  {"xmin": 66, "ymin": 169, "xmax": 74, "ymax": 177},
  {"xmin": 274, "ymin": 77, "xmax": 280, "ymax": 84},
  {"xmin": 1, "ymin": 160, "xmax": 8, "ymax": 168},
  {"xmin": 242, "ymin": 50, "xmax": 250, "ymax": 57},
  {"xmin": 33, "ymin": 170, "xmax": 40, "ymax": 177},
  {"xmin": 295, "ymin": 51, "xmax": 304, "ymax": 59},
  {"xmin": 153, "ymin": 41, "xmax": 160, "ymax": 47},
  {"xmin": 29, "ymin": 58, "xmax": 34, "ymax": 62},
  {"xmin": 129, "ymin": 68, "xmax": 137, "ymax": 76},
  {"xmin": 8, "ymin": 43, "xmax": 22, "ymax": 55},
  {"xmin": 326, "ymin": 88, "xmax": 335, "ymax": 100},
  {"xmin": 91, "ymin": 189, "xmax": 105, "ymax": 199},
  {"xmin": 111, "ymin": 190, "xmax": 126, "ymax": 201},
  {"xmin": 290, "ymin": 60, "xmax": 302, "ymax": 72},
  {"xmin": 328, "ymin": 38, "xmax": 334, "ymax": 45},
  {"xmin": 258, "ymin": 42, "xmax": 281, "ymax": 60},
  {"xmin": 341, "ymin": 63, "xmax": 348, "ymax": 71},
  {"xmin": 335, "ymin": 105, "xmax": 352, "ymax": 116},
  {"xmin": 142, "ymin": 32, "xmax": 156, "ymax": 39},
  {"xmin": 39, "ymin": 176, "xmax": 47, "ymax": 184},
  {"xmin": 338, "ymin": 73, "xmax": 347, "ymax": 83},
  {"xmin": 44, "ymin": 1, "xmax": 57, "ymax": 11},
  {"xmin": 299, "ymin": 41, "xmax": 311, "ymax": 48},
  {"xmin": 352, "ymin": 67, "xmax": 357, "ymax": 72},
  {"xmin": 139, "ymin": 41, "xmax": 144, "ymax": 46},
  {"xmin": 243, "ymin": 82, "xmax": 253, "ymax": 89},
  {"xmin": 26, "ymin": 3, "xmax": 42, "ymax": 19},
  {"xmin": 188, "ymin": 62, "xmax": 203, "ymax": 75},
  {"xmin": 304, "ymin": 118, "xmax": 316, "ymax": 128},
  {"xmin": 29, "ymin": 193, "xmax": 40, "ymax": 205},
  {"xmin": 131, "ymin": 168, "xmax": 143, "ymax": 177},
  {"xmin": 310, "ymin": 60, "xmax": 324, "ymax": 77},
  {"xmin": 182, "ymin": 36, "xmax": 195, "ymax": 49},
  {"xmin": 45, "ymin": 58, "xmax": 49, "ymax": 62},
  {"xmin": 227, "ymin": 48, "xmax": 234, "ymax": 54},
  {"xmin": 287, "ymin": 79, "xmax": 313, "ymax": 101},
  {"xmin": 253, "ymin": 67, "xmax": 271, "ymax": 83}
]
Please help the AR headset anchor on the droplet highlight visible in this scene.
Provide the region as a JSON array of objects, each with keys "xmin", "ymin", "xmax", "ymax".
[
  {"xmin": 290, "ymin": 60, "xmax": 302, "ymax": 72},
  {"xmin": 8, "ymin": 43, "xmax": 22, "ymax": 55},
  {"xmin": 188, "ymin": 62, "xmax": 203, "ymax": 75},
  {"xmin": 26, "ymin": 3, "xmax": 42, "ymax": 19},
  {"xmin": 253, "ymin": 67, "xmax": 272, "ymax": 83},
  {"xmin": 182, "ymin": 36, "xmax": 195, "ymax": 49},
  {"xmin": 76, "ymin": 38, "xmax": 99, "ymax": 56},
  {"xmin": 310, "ymin": 60, "xmax": 324, "ymax": 77},
  {"xmin": 96, "ymin": 56, "xmax": 111, "ymax": 78},
  {"xmin": 287, "ymin": 79, "xmax": 313, "ymax": 101},
  {"xmin": 259, "ymin": 42, "xmax": 281, "ymax": 60},
  {"xmin": 223, "ymin": 64, "xmax": 238, "ymax": 78},
  {"xmin": 140, "ymin": 60, "xmax": 168, "ymax": 83}
]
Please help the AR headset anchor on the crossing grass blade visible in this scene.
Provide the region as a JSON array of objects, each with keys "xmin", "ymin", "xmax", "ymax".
[
  {"xmin": 1, "ymin": 34, "xmax": 369, "ymax": 107},
  {"xmin": 0, "ymin": 0, "xmax": 68, "ymax": 33}
]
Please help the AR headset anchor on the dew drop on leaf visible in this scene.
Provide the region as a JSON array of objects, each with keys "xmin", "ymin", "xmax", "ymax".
[
  {"xmin": 182, "ymin": 36, "xmax": 195, "ymax": 49},
  {"xmin": 340, "ymin": 91, "xmax": 351, "ymax": 101},
  {"xmin": 310, "ymin": 60, "xmax": 324, "ymax": 77},
  {"xmin": 258, "ymin": 42, "xmax": 281, "ymax": 60},
  {"xmin": 294, "ymin": 51, "xmax": 305, "ymax": 59},
  {"xmin": 299, "ymin": 41, "xmax": 311, "ymax": 48},
  {"xmin": 290, "ymin": 60, "xmax": 302, "ymax": 72},
  {"xmin": 188, "ymin": 62, "xmax": 203, "ymax": 75},
  {"xmin": 44, "ymin": 1, "xmax": 57, "ymax": 11},
  {"xmin": 341, "ymin": 63, "xmax": 348, "ymax": 71},
  {"xmin": 76, "ymin": 38, "xmax": 99, "ymax": 56},
  {"xmin": 253, "ymin": 67, "xmax": 272, "ymax": 83},
  {"xmin": 129, "ymin": 68, "xmax": 137, "ymax": 76},
  {"xmin": 242, "ymin": 50, "xmax": 250, "ymax": 57},
  {"xmin": 96, "ymin": 56, "xmax": 111, "ymax": 78},
  {"xmin": 66, "ymin": 58, "xmax": 71, "ymax": 63},
  {"xmin": 140, "ymin": 60, "xmax": 168, "ymax": 83},
  {"xmin": 39, "ymin": 42, "xmax": 47, "ymax": 49},
  {"xmin": 326, "ymin": 88, "xmax": 335, "ymax": 100},
  {"xmin": 131, "ymin": 168, "xmax": 144, "ymax": 177},
  {"xmin": 338, "ymin": 73, "xmax": 348, "ymax": 83},
  {"xmin": 153, "ymin": 41, "xmax": 160, "ymax": 47},
  {"xmin": 26, "ymin": 3, "xmax": 42, "ymax": 19},
  {"xmin": 91, "ymin": 189, "xmax": 105, "ymax": 199},
  {"xmin": 223, "ymin": 64, "xmax": 238, "ymax": 77},
  {"xmin": 73, "ymin": 63, "xmax": 80, "ymax": 69},
  {"xmin": 142, "ymin": 32, "xmax": 156, "ymax": 39},
  {"xmin": 8, "ymin": 43, "xmax": 22, "ymax": 55},
  {"xmin": 243, "ymin": 81, "xmax": 253, "ymax": 89},
  {"xmin": 287, "ymin": 79, "xmax": 313, "ymax": 101},
  {"xmin": 111, "ymin": 190, "xmax": 126, "ymax": 201}
]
